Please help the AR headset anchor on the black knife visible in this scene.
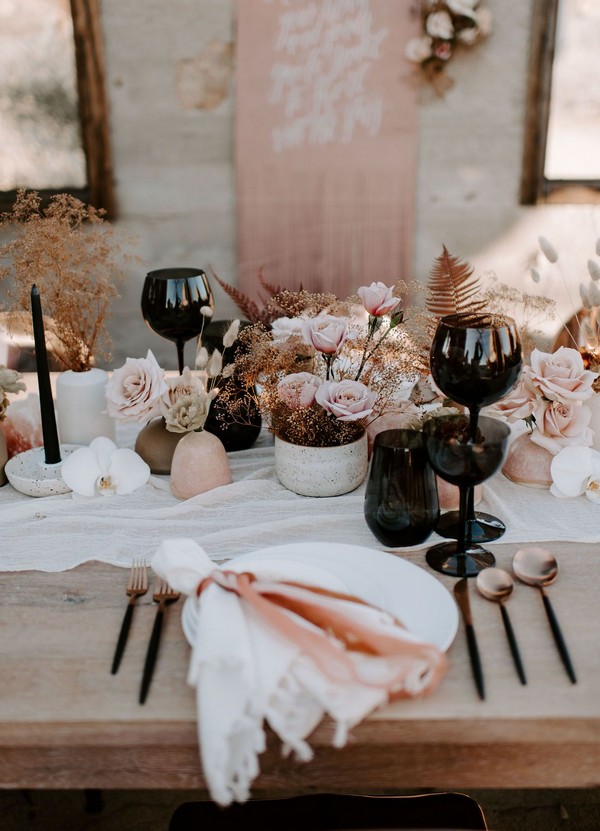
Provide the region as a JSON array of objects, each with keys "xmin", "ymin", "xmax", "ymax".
[{"xmin": 454, "ymin": 578, "xmax": 485, "ymax": 700}]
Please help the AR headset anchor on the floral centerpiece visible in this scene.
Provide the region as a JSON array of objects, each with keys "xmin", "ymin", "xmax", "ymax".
[
  {"xmin": 219, "ymin": 282, "xmax": 431, "ymax": 446},
  {"xmin": 215, "ymin": 281, "xmax": 433, "ymax": 496},
  {"xmin": 405, "ymin": 0, "xmax": 492, "ymax": 95}
]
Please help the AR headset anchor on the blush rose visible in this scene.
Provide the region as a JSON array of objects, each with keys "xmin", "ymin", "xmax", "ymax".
[
  {"xmin": 302, "ymin": 315, "xmax": 349, "ymax": 355},
  {"xmin": 277, "ymin": 372, "xmax": 322, "ymax": 410},
  {"xmin": 530, "ymin": 399, "xmax": 593, "ymax": 456},
  {"xmin": 105, "ymin": 349, "xmax": 168, "ymax": 423},
  {"xmin": 315, "ymin": 379, "xmax": 376, "ymax": 422},
  {"xmin": 357, "ymin": 282, "xmax": 400, "ymax": 317},
  {"xmin": 529, "ymin": 347, "xmax": 596, "ymax": 403}
]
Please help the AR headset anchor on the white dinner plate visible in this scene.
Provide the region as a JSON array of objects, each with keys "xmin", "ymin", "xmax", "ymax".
[{"xmin": 181, "ymin": 542, "xmax": 458, "ymax": 652}]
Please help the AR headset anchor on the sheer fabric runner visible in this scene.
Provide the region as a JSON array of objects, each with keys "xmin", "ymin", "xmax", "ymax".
[{"xmin": 1, "ymin": 425, "xmax": 600, "ymax": 572}]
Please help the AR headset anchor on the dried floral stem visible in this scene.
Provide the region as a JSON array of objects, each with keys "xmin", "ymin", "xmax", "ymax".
[{"xmin": 0, "ymin": 190, "xmax": 133, "ymax": 371}]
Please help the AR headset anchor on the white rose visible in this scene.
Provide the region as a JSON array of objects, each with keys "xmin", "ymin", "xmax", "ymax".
[
  {"xmin": 426, "ymin": 11, "xmax": 454, "ymax": 40},
  {"xmin": 405, "ymin": 35, "xmax": 433, "ymax": 63},
  {"xmin": 270, "ymin": 316, "xmax": 306, "ymax": 343},
  {"xmin": 447, "ymin": 0, "xmax": 478, "ymax": 18}
]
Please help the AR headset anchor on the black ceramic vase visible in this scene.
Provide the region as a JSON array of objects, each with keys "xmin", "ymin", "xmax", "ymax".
[{"xmin": 201, "ymin": 320, "xmax": 262, "ymax": 452}]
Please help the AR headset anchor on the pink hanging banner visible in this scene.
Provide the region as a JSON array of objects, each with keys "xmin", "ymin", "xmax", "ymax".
[{"xmin": 235, "ymin": 0, "xmax": 419, "ymax": 299}]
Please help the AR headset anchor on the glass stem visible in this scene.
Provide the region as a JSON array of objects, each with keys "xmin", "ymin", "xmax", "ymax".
[
  {"xmin": 457, "ymin": 483, "xmax": 470, "ymax": 558},
  {"xmin": 469, "ymin": 405, "xmax": 480, "ymax": 442},
  {"xmin": 176, "ymin": 339, "xmax": 185, "ymax": 375},
  {"xmin": 466, "ymin": 485, "xmax": 475, "ymax": 522}
]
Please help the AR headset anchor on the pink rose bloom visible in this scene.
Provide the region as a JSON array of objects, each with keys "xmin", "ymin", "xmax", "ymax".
[
  {"xmin": 315, "ymin": 379, "xmax": 376, "ymax": 422},
  {"xmin": 357, "ymin": 282, "xmax": 400, "ymax": 317},
  {"xmin": 531, "ymin": 399, "xmax": 593, "ymax": 456},
  {"xmin": 529, "ymin": 347, "xmax": 596, "ymax": 402},
  {"xmin": 487, "ymin": 373, "xmax": 537, "ymax": 422},
  {"xmin": 105, "ymin": 349, "xmax": 168, "ymax": 423},
  {"xmin": 302, "ymin": 315, "xmax": 348, "ymax": 355},
  {"xmin": 277, "ymin": 372, "xmax": 322, "ymax": 410}
]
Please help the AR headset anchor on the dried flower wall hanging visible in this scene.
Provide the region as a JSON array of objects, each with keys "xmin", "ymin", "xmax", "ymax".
[{"xmin": 406, "ymin": 1, "xmax": 493, "ymax": 95}]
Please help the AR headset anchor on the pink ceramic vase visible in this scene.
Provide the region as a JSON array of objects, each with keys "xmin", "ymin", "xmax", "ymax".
[
  {"xmin": 501, "ymin": 431, "xmax": 552, "ymax": 489},
  {"xmin": 170, "ymin": 429, "xmax": 232, "ymax": 499}
]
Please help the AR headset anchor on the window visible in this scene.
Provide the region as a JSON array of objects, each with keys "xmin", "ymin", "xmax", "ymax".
[
  {"xmin": 0, "ymin": 0, "xmax": 114, "ymax": 215},
  {"xmin": 521, "ymin": 0, "xmax": 600, "ymax": 203}
]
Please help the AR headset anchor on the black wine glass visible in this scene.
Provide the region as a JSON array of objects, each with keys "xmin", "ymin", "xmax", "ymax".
[
  {"xmin": 141, "ymin": 268, "xmax": 214, "ymax": 374},
  {"xmin": 424, "ymin": 415, "xmax": 510, "ymax": 577},
  {"xmin": 430, "ymin": 313, "xmax": 522, "ymax": 543},
  {"xmin": 364, "ymin": 429, "xmax": 439, "ymax": 547}
]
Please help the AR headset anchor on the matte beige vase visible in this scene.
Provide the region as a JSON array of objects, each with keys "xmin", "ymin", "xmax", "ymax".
[
  {"xmin": 274, "ymin": 433, "xmax": 368, "ymax": 497},
  {"xmin": 170, "ymin": 429, "xmax": 232, "ymax": 499},
  {"xmin": 502, "ymin": 432, "xmax": 552, "ymax": 489},
  {"xmin": 135, "ymin": 417, "xmax": 184, "ymax": 475}
]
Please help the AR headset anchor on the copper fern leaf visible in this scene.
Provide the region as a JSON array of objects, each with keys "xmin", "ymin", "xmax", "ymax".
[
  {"xmin": 426, "ymin": 246, "xmax": 486, "ymax": 318},
  {"xmin": 211, "ymin": 270, "xmax": 273, "ymax": 325}
]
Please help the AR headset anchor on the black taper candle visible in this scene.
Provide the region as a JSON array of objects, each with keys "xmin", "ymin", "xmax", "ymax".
[{"xmin": 30, "ymin": 285, "xmax": 61, "ymax": 464}]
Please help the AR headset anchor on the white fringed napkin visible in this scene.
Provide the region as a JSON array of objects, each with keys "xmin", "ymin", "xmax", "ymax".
[{"xmin": 152, "ymin": 539, "xmax": 447, "ymax": 806}]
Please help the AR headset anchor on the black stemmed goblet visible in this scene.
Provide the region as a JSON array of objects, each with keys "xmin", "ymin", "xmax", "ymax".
[
  {"xmin": 430, "ymin": 313, "xmax": 522, "ymax": 543},
  {"xmin": 141, "ymin": 268, "xmax": 214, "ymax": 374},
  {"xmin": 424, "ymin": 415, "xmax": 510, "ymax": 577}
]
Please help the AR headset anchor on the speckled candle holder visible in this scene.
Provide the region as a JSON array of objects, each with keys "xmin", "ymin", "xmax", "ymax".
[{"xmin": 5, "ymin": 445, "xmax": 80, "ymax": 497}]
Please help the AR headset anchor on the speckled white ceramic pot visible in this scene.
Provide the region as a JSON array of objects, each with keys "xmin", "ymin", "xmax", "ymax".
[{"xmin": 274, "ymin": 432, "xmax": 368, "ymax": 497}]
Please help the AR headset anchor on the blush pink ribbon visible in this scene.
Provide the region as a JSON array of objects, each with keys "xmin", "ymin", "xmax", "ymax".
[{"xmin": 197, "ymin": 570, "xmax": 446, "ymax": 700}]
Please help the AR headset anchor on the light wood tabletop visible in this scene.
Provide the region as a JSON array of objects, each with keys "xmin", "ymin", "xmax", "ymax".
[{"xmin": 1, "ymin": 539, "xmax": 598, "ymax": 792}]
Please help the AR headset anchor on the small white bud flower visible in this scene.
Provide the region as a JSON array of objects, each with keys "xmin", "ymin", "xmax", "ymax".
[
  {"xmin": 538, "ymin": 236, "xmax": 559, "ymax": 264},
  {"xmin": 221, "ymin": 363, "xmax": 235, "ymax": 379},
  {"xmin": 200, "ymin": 306, "xmax": 214, "ymax": 317}
]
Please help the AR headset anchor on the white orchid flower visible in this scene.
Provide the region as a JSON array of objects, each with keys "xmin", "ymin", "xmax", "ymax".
[
  {"xmin": 550, "ymin": 445, "xmax": 600, "ymax": 500},
  {"xmin": 61, "ymin": 437, "xmax": 150, "ymax": 498}
]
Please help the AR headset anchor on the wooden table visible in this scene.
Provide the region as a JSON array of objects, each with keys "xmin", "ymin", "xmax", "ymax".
[{"xmin": 1, "ymin": 540, "xmax": 599, "ymax": 792}]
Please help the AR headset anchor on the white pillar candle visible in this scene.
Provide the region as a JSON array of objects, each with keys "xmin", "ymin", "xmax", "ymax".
[{"xmin": 56, "ymin": 368, "xmax": 115, "ymax": 446}]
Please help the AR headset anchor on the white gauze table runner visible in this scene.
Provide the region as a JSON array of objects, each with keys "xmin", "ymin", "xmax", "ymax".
[{"xmin": 1, "ymin": 425, "xmax": 599, "ymax": 572}]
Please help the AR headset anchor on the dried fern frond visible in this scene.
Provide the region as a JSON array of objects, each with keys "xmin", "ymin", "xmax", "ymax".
[
  {"xmin": 211, "ymin": 270, "xmax": 273, "ymax": 326},
  {"xmin": 426, "ymin": 245, "xmax": 486, "ymax": 319},
  {"xmin": 257, "ymin": 268, "xmax": 283, "ymax": 298}
]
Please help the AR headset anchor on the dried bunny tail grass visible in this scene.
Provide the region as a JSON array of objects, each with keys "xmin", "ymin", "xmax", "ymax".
[{"xmin": 538, "ymin": 236, "xmax": 559, "ymax": 264}]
